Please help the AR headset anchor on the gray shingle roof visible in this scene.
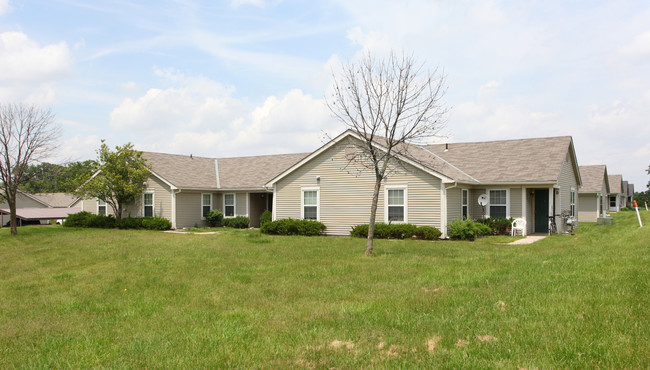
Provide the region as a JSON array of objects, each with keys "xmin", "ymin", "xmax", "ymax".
[
  {"xmin": 421, "ymin": 136, "xmax": 575, "ymax": 183},
  {"xmin": 31, "ymin": 193, "xmax": 78, "ymax": 208},
  {"xmin": 142, "ymin": 151, "xmax": 308, "ymax": 190},
  {"xmin": 608, "ymin": 174, "xmax": 623, "ymax": 194},
  {"xmin": 579, "ymin": 165, "xmax": 608, "ymax": 193}
]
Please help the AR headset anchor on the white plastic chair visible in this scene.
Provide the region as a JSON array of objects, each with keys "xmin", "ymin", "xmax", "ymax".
[{"xmin": 511, "ymin": 218, "xmax": 526, "ymax": 236}]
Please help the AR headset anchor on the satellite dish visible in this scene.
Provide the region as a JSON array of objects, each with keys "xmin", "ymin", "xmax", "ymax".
[{"xmin": 478, "ymin": 194, "xmax": 489, "ymax": 206}]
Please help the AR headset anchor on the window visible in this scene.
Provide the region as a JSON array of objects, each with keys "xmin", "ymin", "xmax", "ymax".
[
  {"xmin": 489, "ymin": 189, "xmax": 507, "ymax": 218},
  {"xmin": 609, "ymin": 196, "xmax": 616, "ymax": 208},
  {"xmin": 570, "ymin": 187, "xmax": 576, "ymax": 217},
  {"xmin": 461, "ymin": 189, "xmax": 468, "ymax": 219},
  {"xmin": 143, "ymin": 193, "xmax": 154, "ymax": 217},
  {"xmin": 301, "ymin": 188, "xmax": 319, "ymax": 220},
  {"xmin": 224, "ymin": 193, "xmax": 235, "ymax": 217},
  {"xmin": 386, "ymin": 186, "xmax": 407, "ymax": 223},
  {"xmin": 97, "ymin": 199, "xmax": 106, "ymax": 216},
  {"xmin": 202, "ymin": 193, "xmax": 212, "ymax": 219}
]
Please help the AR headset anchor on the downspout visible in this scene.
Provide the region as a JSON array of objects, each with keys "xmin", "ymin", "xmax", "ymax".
[
  {"xmin": 442, "ymin": 182, "xmax": 458, "ymax": 239},
  {"xmin": 272, "ymin": 184, "xmax": 277, "ymax": 221}
]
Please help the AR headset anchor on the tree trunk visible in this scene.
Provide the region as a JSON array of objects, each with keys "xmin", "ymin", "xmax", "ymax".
[
  {"xmin": 8, "ymin": 192, "xmax": 17, "ymax": 236},
  {"xmin": 366, "ymin": 175, "xmax": 383, "ymax": 256}
]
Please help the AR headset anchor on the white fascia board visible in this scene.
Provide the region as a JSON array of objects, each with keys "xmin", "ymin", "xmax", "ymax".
[{"xmin": 148, "ymin": 169, "xmax": 177, "ymax": 190}]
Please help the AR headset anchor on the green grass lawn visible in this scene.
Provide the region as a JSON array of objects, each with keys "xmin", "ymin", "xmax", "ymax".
[{"xmin": 1, "ymin": 211, "xmax": 648, "ymax": 368}]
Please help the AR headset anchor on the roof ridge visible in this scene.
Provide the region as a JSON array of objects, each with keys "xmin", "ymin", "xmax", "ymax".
[{"xmin": 424, "ymin": 135, "xmax": 572, "ymax": 147}]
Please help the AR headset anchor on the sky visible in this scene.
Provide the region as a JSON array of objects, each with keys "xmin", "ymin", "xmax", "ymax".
[{"xmin": 1, "ymin": 0, "xmax": 649, "ymax": 190}]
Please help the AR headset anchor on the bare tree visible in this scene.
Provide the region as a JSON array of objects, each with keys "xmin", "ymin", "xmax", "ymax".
[
  {"xmin": 0, "ymin": 103, "xmax": 60, "ymax": 236},
  {"xmin": 327, "ymin": 52, "xmax": 447, "ymax": 256}
]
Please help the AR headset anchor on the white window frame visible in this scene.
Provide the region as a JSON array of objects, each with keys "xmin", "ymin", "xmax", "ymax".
[
  {"xmin": 97, "ymin": 198, "xmax": 106, "ymax": 216},
  {"xmin": 143, "ymin": 192, "xmax": 154, "ymax": 217},
  {"xmin": 461, "ymin": 189, "xmax": 468, "ymax": 219},
  {"xmin": 224, "ymin": 193, "xmax": 236, "ymax": 218},
  {"xmin": 201, "ymin": 193, "xmax": 212, "ymax": 220},
  {"xmin": 301, "ymin": 187, "xmax": 320, "ymax": 221},
  {"xmin": 385, "ymin": 185, "xmax": 408, "ymax": 224},
  {"xmin": 570, "ymin": 187, "xmax": 576, "ymax": 217},
  {"xmin": 488, "ymin": 189, "xmax": 509, "ymax": 218}
]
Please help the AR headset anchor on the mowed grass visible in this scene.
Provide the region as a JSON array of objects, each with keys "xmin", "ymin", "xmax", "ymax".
[{"xmin": 1, "ymin": 212, "xmax": 648, "ymax": 368}]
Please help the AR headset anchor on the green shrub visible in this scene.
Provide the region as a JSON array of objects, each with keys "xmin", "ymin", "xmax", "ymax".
[
  {"xmin": 223, "ymin": 216, "xmax": 250, "ymax": 229},
  {"xmin": 141, "ymin": 217, "xmax": 172, "ymax": 230},
  {"xmin": 86, "ymin": 214, "xmax": 117, "ymax": 228},
  {"xmin": 414, "ymin": 226, "xmax": 442, "ymax": 240},
  {"xmin": 63, "ymin": 211, "xmax": 93, "ymax": 227},
  {"xmin": 476, "ymin": 217, "xmax": 514, "ymax": 235},
  {"xmin": 116, "ymin": 217, "xmax": 144, "ymax": 229},
  {"xmin": 261, "ymin": 218, "xmax": 326, "ymax": 236},
  {"xmin": 259, "ymin": 210, "xmax": 272, "ymax": 226},
  {"xmin": 206, "ymin": 209, "xmax": 223, "ymax": 227},
  {"xmin": 448, "ymin": 219, "xmax": 492, "ymax": 241},
  {"xmin": 350, "ymin": 223, "xmax": 431, "ymax": 239}
]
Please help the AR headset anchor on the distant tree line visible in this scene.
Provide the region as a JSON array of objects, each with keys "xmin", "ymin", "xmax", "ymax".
[{"xmin": 18, "ymin": 160, "xmax": 96, "ymax": 194}]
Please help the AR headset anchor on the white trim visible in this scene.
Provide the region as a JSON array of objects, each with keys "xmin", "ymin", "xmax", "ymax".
[
  {"xmin": 214, "ymin": 159, "xmax": 221, "ymax": 189},
  {"xmin": 461, "ymin": 188, "xmax": 469, "ymax": 219},
  {"xmin": 143, "ymin": 191, "xmax": 154, "ymax": 217},
  {"xmin": 384, "ymin": 185, "xmax": 408, "ymax": 224},
  {"xmin": 487, "ymin": 188, "xmax": 509, "ymax": 218},
  {"xmin": 272, "ymin": 184, "xmax": 277, "ymax": 221},
  {"xmin": 245, "ymin": 192, "xmax": 250, "ymax": 217},
  {"xmin": 148, "ymin": 170, "xmax": 178, "ymax": 190},
  {"xmin": 171, "ymin": 189, "xmax": 179, "ymax": 229},
  {"xmin": 223, "ymin": 193, "xmax": 236, "ymax": 218},
  {"xmin": 301, "ymin": 187, "xmax": 320, "ymax": 221},
  {"xmin": 521, "ymin": 186, "xmax": 527, "ymax": 225},
  {"xmin": 97, "ymin": 198, "xmax": 107, "ymax": 216},
  {"xmin": 201, "ymin": 193, "xmax": 212, "ymax": 220}
]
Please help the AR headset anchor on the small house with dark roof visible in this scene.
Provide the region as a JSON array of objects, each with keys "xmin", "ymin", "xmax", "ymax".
[
  {"xmin": 578, "ymin": 165, "xmax": 610, "ymax": 222},
  {"xmin": 607, "ymin": 174, "xmax": 624, "ymax": 212}
]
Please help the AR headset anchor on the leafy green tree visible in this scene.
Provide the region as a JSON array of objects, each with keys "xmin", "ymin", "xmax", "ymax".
[
  {"xmin": 19, "ymin": 160, "xmax": 96, "ymax": 193},
  {"xmin": 74, "ymin": 141, "xmax": 150, "ymax": 220}
]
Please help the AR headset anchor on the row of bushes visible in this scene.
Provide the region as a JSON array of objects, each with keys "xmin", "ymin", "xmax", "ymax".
[
  {"xmin": 63, "ymin": 212, "xmax": 171, "ymax": 230},
  {"xmin": 448, "ymin": 219, "xmax": 492, "ymax": 241},
  {"xmin": 205, "ymin": 210, "xmax": 251, "ymax": 229},
  {"xmin": 350, "ymin": 223, "xmax": 442, "ymax": 240},
  {"xmin": 261, "ymin": 218, "xmax": 326, "ymax": 236}
]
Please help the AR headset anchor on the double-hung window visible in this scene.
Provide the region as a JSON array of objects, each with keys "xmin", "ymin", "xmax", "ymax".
[
  {"xmin": 201, "ymin": 193, "xmax": 212, "ymax": 219},
  {"xmin": 97, "ymin": 199, "xmax": 106, "ymax": 216},
  {"xmin": 143, "ymin": 193, "xmax": 154, "ymax": 217},
  {"xmin": 570, "ymin": 187, "xmax": 576, "ymax": 217},
  {"xmin": 386, "ymin": 186, "xmax": 407, "ymax": 223},
  {"xmin": 489, "ymin": 189, "xmax": 507, "ymax": 218},
  {"xmin": 302, "ymin": 188, "xmax": 319, "ymax": 220},
  {"xmin": 224, "ymin": 194, "xmax": 235, "ymax": 217},
  {"xmin": 461, "ymin": 189, "xmax": 468, "ymax": 219}
]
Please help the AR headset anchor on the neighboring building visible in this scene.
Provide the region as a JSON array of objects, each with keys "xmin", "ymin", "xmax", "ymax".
[
  {"xmin": 607, "ymin": 174, "xmax": 624, "ymax": 212},
  {"xmin": 578, "ymin": 165, "xmax": 610, "ymax": 222},
  {"xmin": 627, "ymin": 183, "xmax": 635, "ymax": 205},
  {"xmin": 79, "ymin": 151, "xmax": 308, "ymax": 229},
  {"xmin": 266, "ymin": 131, "xmax": 582, "ymax": 236},
  {"xmin": 0, "ymin": 190, "xmax": 80, "ymax": 226}
]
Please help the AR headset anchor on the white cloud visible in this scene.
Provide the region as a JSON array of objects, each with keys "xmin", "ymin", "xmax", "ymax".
[
  {"xmin": 619, "ymin": 30, "xmax": 650, "ymax": 58},
  {"xmin": 109, "ymin": 71, "xmax": 340, "ymax": 158},
  {"xmin": 0, "ymin": 32, "xmax": 71, "ymax": 104},
  {"xmin": 0, "ymin": 0, "xmax": 11, "ymax": 16}
]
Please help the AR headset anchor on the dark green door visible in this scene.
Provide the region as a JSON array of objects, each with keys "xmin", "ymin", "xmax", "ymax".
[{"xmin": 534, "ymin": 189, "xmax": 549, "ymax": 233}]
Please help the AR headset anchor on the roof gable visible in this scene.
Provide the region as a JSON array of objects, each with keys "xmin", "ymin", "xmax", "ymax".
[
  {"xmin": 579, "ymin": 165, "xmax": 609, "ymax": 193},
  {"xmin": 608, "ymin": 174, "xmax": 623, "ymax": 194}
]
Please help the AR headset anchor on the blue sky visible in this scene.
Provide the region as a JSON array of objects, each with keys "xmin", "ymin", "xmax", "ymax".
[{"xmin": 1, "ymin": 0, "xmax": 649, "ymax": 189}]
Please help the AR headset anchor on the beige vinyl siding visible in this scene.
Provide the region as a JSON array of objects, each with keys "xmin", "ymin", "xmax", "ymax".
[
  {"xmin": 510, "ymin": 187, "xmax": 522, "ymax": 218},
  {"xmin": 121, "ymin": 175, "xmax": 173, "ymax": 220},
  {"xmin": 214, "ymin": 193, "xmax": 223, "ymax": 212},
  {"xmin": 470, "ymin": 188, "xmax": 487, "ymax": 219},
  {"xmin": 236, "ymin": 193, "xmax": 247, "ymax": 216},
  {"xmin": 578, "ymin": 194, "xmax": 598, "ymax": 222},
  {"xmin": 274, "ymin": 138, "xmax": 443, "ymax": 236},
  {"xmin": 176, "ymin": 191, "xmax": 204, "ymax": 228},
  {"xmin": 446, "ymin": 187, "xmax": 461, "ymax": 223},
  {"xmin": 557, "ymin": 151, "xmax": 580, "ymax": 230}
]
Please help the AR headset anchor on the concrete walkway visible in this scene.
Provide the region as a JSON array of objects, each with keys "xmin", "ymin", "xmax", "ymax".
[{"xmin": 508, "ymin": 234, "xmax": 547, "ymax": 245}]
